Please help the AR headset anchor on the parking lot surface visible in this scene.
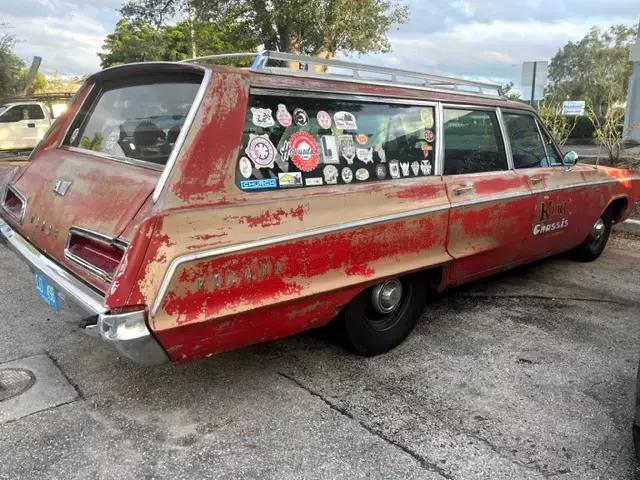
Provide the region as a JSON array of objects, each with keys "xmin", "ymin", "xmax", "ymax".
[{"xmin": 1, "ymin": 234, "xmax": 640, "ymax": 479}]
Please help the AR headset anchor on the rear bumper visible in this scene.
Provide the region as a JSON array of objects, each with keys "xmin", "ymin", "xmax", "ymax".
[{"xmin": 0, "ymin": 217, "xmax": 167, "ymax": 365}]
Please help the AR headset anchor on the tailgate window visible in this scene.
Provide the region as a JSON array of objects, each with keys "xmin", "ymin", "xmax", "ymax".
[{"xmin": 64, "ymin": 74, "xmax": 202, "ymax": 167}]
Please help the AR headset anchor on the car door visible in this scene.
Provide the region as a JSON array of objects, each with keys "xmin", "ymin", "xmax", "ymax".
[
  {"xmin": 24, "ymin": 104, "xmax": 50, "ymax": 147},
  {"xmin": 442, "ymin": 106, "xmax": 534, "ymax": 284},
  {"xmin": 501, "ymin": 110, "xmax": 588, "ymax": 257},
  {"xmin": 0, "ymin": 106, "xmax": 30, "ymax": 150}
]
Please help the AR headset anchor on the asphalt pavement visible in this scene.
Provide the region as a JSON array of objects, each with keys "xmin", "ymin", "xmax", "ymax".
[{"xmin": 1, "ymin": 232, "xmax": 640, "ymax": 479}]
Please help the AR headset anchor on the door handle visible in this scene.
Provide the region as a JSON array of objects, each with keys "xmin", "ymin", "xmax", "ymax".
[
  {"xmin": 27, "ymin": 123, "xmax": 35, "ymax": 128},
  {"xmin": 530, "ymin": 177, "xmax": 543, "ymax": 185},
  {"xmin": 452, "ymin": 186, "xmax": 473, "ymax": 196}
]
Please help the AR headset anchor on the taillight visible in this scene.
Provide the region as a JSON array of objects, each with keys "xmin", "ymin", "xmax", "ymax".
[
  {"xmin": 2, "ymin": 185, "xmax": 26, "ymax": 223},
  {"xmin": 65, "ymin": 229, "xmax": 127, "ymax": 282}
]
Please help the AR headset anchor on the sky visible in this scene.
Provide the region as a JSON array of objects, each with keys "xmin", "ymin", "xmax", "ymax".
[{"xmin": 3, "ymin": 0, "xmax": 639, "ymax": 90}]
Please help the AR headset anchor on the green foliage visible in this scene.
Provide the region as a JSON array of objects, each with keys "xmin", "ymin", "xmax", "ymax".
[
  {"xmin": 538, "ymin": 101, "xmax": 577, "ymax": 145},
  {"xmin": 502, "ymin": 81, "xmax": 522, "ymax": 101},
  {"xmin": 567, "ymin": 116, "xmax": 596, "ymax": 139},
  {"xmin": 119, "ymin": 0, "xmax": 410, "ymax": 59},
  {"xmin": 98, "ymin": 17, "xmax": 257, "ymax": 68},
  {"xmin": 547, "ymin": 25, "xmax": 638, "ymax": 115},
  {"xmin": 0, "ymin": 23, "xmax": 25, "ymax": 98},
  {"xmin": 80, "ymin": 132, "xmax": 104, "ymax": 151}
]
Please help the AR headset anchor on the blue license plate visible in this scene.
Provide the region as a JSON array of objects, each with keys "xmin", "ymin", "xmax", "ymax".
[{"xmin": 35, "ymin": 273, "xmax": 58, "ymax": 311}]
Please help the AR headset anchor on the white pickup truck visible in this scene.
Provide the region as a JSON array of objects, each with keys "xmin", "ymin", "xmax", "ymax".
[{"xmin": 0, "ymin": 101, "xmax": 54, "ymax": 151}]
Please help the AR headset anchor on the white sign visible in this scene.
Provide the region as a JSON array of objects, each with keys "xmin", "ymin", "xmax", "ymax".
[{"xmin": 562, "ymin": 101, "xmax": 586, "ymax": 116}]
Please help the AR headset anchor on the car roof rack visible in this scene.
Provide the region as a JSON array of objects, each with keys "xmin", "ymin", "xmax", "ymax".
[{"xmin": 181, "ymin": 51, "xmax": 506, "ymax": 99}]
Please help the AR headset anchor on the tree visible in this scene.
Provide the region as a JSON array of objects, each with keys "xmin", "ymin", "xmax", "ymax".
[
  {"xmin": 547, "ymin": 25, "xmax": 637, "ymax": 117},
  {"xmin": 0, "ymin": 23, "xmax": 25, "ymax": 98},
  {"xmin": 538, "ymin": 100, "xmax": 577, "ymax": 146},
  {"xmin": 120, "ymin": 0, "xmax": 410, "ymax": 60},
  {"xmin": 98, "ymin": 17, "xmax": 257, "ymax": 68},
  {"xmin": 502, "ymin": 81, "xmax": 521, "ymax": 101}
]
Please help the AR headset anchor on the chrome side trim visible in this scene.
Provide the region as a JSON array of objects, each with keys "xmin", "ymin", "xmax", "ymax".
[
  {"xmin": 63, "ymin": 146, "xmax": 164, "ymax": 171},
  {"xmin": 450, "ymin": 189, "xmax": 530, "ymax": 207},
  {"xmin": 150, "ymin": 174, "xmax": 640, "ymax": 317},
  {"xmin": 0, "ymin": 218, "xmax": 106, "ymax": 316},
  {"xmin": 435, "ymin": 102, "xmax": 444, "ymax": 176},
  {"xmin": 153, "ymin": 67, "xmax": 213, "ymax": 203},
  {"xmin": 64, "ymin": 227, "xmax": 128, "ymax": 283},
  {"xmin": 58, "ymin": 83, "xmax": 95, "ymax": 149},
  {"xmin": 496, "ymin": 107, "xmax": 514, "ymax": 170},
  {"xmin": 1, "ymin": 184, "xmax": 26, "ymax": 224},
  {"xmin": 150, "ymin": 202, "xmax": 451, "ymax": 316}
]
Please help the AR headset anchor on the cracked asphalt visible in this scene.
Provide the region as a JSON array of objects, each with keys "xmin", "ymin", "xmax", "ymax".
[{"xmin": 1, "ymin": 233, "xmax": 640, "ymax": 479}]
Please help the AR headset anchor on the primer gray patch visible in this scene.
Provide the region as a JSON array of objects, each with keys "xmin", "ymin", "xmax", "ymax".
[{"xmin": 0, "ymin": 354, "xmax": 78, "ymax": 424}]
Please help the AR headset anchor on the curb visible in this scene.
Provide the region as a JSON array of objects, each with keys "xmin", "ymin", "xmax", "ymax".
[{"xmin": 614, "ymin": 219, "xmax": 640, "ymax": 236}]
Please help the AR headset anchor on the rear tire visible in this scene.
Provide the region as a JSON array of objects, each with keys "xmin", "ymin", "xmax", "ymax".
[
  {"xmin": 343, "ymin": 273, "xmax": 427, "ymax": 356},
  {"xmin": 570, "ymin": 208, "xmax": 612, "ymax": 262}
]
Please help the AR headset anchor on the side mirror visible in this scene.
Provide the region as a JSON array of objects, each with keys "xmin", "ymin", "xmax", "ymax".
[{"xmin": 563, "ymin": 151, "xmax": 579, "ymax": 166}]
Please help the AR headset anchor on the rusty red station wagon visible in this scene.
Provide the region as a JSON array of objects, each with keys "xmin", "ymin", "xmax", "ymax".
[{"xmin": 1, "ymin": 51, "xmax": 639, "ymax": 365}]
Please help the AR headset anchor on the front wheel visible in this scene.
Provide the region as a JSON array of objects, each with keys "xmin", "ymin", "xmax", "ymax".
[
  {"xmin": 570, "ymin": 209, "xmax": 612, "ymax": 262},
  {"xmin": 343, "ymin": 273, "xmax": 427, "ymax": 356}
]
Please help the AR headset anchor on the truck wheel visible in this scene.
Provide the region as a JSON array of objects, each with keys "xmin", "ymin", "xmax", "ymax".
[
  {"xmin": 570, "ymin": 208, "xmax": 612, "ymax": 262},
  {"xmin": 343, "ymin": 274, "xmax": 427, "ymax": 356}
]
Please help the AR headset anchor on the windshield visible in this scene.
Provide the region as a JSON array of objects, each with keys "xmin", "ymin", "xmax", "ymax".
[{"xmin": 0, "ymin": 105, "xmax": 8, "ymax": 116}]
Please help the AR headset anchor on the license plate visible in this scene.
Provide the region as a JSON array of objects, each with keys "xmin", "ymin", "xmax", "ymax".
[{"xmin": 35, "ymin": 273, "xmax": 58, "ymax": 311}]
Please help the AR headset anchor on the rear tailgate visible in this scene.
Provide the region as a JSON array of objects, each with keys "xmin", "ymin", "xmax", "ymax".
[{"xmin": 5, "ymin": 63, "xmax": 207, "ymax": 293}]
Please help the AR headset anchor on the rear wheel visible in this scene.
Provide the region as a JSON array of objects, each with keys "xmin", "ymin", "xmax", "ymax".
[
  {"xmin": 570, "ymin": 208, "xmax": 612, "ymax": 262},
  {"xmin": 343, "ymin": 274, "xmax": 427, "ymax": 356}
]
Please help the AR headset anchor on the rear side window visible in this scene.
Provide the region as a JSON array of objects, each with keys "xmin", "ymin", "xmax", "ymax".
[
  {"xmin": 66, "ymin": 75, "xmax": 201, "ymax": 167},
  {"xmin": 503, "ymin": 113, "xmax": 562, "ymax": 168},
  {"xmin": 443, "ymin": 108, "xmax": 507, "ymax": 175},
  {"xmin": 25, "ymin": 105, "xmax": 45, "ymax": 120},
  {"xmin": 236, "ymin": 95, "xmax": 437, "ymax": 191}
]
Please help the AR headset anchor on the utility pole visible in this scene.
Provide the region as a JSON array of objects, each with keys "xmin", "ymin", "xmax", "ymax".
[
  {"xmin": 530, "ymin": 61, "xmax": 537, "ymax": 109},
  {"xmin": 623, "ymin": 19, "xmax": 640, "ymax": 145}
]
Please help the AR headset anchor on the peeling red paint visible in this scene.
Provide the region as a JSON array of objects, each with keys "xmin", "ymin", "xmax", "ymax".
[
  {"xmin": 225, "ymin": 204, "xmax": 309, "ymax": 228},
  {"xmin": 345, "ymin": 264, "xmax": 376, "ymax": 277}
]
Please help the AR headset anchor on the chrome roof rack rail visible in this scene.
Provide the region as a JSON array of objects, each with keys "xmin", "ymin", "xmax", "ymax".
[{"xmin": 182, "ymin": 51, "xmax": 506, "ymax": 99}]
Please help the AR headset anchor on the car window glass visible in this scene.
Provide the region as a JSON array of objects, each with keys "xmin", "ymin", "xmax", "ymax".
[
  {"xmin": 25, "ymin": 105, "xmax": 45, "ymax": 120},
  {"xmin": 0, "ymin": 107, "xmax": 23, "ymax": 123},
  {"xmin": 443, "ymin": 108, "xmax": 507, "ymax": 175},
  {"xmin": 235, "ymin": 95, "xmax": 437, "ymax": 191},
  {"xmin": 67, "ymin": 76, "xmax": 201, "ymax": 166},
  {"xmin": 537, "ymin": 123, "xmax": 563, "ymax": 166},
  {"xmin": 503, "ymin": 113, "xmax": 549, "ymax": 169}
]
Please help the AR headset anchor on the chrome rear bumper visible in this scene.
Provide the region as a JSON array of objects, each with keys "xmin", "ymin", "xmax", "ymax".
[{"xmin": 0, "ymin": 217, "xmax": 167, "ymax": 365}]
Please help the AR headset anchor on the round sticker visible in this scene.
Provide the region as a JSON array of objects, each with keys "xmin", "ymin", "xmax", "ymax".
[
  {"xmin": 355, "ymin": 134, "xmax": 368, "ymax": 145},
  {"xmin": 421, "ymin": 108, "xmax": 434, "ymax": 129},
  {"xmin": 288, "ymin": 131, "xmax": 320, "ymax": 172},
  {"xmin": 424, "ymin": 130, "xmax": 435, "ymax": 142},
  {"xmin": 355, "ymin": 168, "xmax": 370, "ymax": 181},
  {"xmin": 276, "ymin": 104, "xmax": 293, "ymax": 127},
  {"xmin": 245, "ymin": 134, "xmax": 276, "ymax": 169},
  {"xmin": 105, "ymin": 130, "xmax": 120, "ymax": 151},
  {"xmin": 376, "ymin": 164, "xmax": 387, "ymax": 180},
  {"xmin": 317, "ymin": 111, "xmax": 332, "ymax": 129},
  {"xmin": 341, "ymin": 167, "xmax": 354, "ymax": 184},
  {"xmin": 70, "ymin": 128, "xmax": 79, "ymax": 144},
  {"xmin": 293, "ymin": 108, "xmax": 309, "ymax": 126},
  {"xmin": 239, "ymin": 156, "xmax": 253, "ymax": 179}
]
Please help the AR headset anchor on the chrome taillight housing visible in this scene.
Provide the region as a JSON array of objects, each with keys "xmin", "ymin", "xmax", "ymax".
[
  {"xmin": 64, "ymin": 228, "xmax": 127, "ymax": 282},
  {"xmin": 2, "ymin": 184, "xmax": 26, "ymax": 224}
]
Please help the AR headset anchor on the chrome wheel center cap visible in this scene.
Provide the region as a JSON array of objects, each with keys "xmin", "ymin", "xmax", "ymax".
[
  {"xmin": 372, "ymin": 279, "xmax": 403, "ymax": 314},
  {"xmin": 591, "ymin": 218, "xmax": 605, "ymax": 240}
]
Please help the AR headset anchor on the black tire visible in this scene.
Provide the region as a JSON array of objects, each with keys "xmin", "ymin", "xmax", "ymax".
[
  {"xmin": 343, "ymin": 273, "xmax": 427, "ymax": 356},
  {"xmin": 570, "ymin": 207, "xmax": 613, "ymax": 262}
]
